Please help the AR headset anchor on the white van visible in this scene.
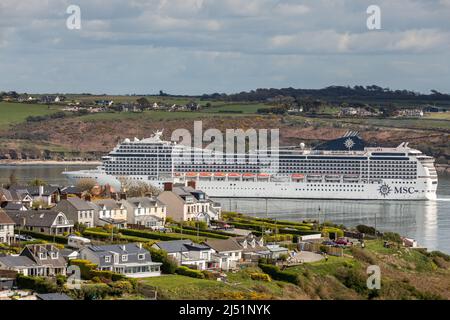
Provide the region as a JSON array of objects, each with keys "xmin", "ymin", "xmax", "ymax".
[{"xmin": 68, "ymin": 235, "xmax": 91, "ymax": 249}]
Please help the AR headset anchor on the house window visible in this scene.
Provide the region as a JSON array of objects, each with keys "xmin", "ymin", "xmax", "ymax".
[
  {"xmin": 105, "ymin": 256, "xmax": 111, "ymax": 263},
  {"xmin": 122, "ymin": 254, "xmax": 128, "ymax": 262},
  {"xmin": 39, "ymin": 252, "xmax": 47, "ymax": 260},
  {"xmin": 138, "ymin": 254, "xmax": 145, "ymax": 260},
  {"xmin": 51, "ymin": 252, "xmax": 58, "ymax": 259}
]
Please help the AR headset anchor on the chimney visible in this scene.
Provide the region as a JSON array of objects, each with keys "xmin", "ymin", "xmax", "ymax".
[
  {"xmin": 85, "ymin": 194, "xmax": 91, "ymax": 202},
  {"xmin": 38, "ymin": 185, "xmax": 44, "ymax": 197},
  {"xmin": 164, "ymin": 182, "xmax": 173, "ymax": 192},
  {"xmin": 187, "ymin": 181, "xmax": 196, "ymax": 189},
  {"xmin": 111, "ymin": 193, "xmax": 118, "ymax": 200},
  {"xmin": 137, "ymin": 243, "xmax": 142, "ymax": 249},
  {"xmin": 61, "ymin": 194, "xmax": 68, "ymax": 200},
  {"xmin": 120, "ymin": 193, "xmax": 127, "ymax": 200}
]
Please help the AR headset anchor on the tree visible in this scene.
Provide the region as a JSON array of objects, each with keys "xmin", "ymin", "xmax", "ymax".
[
  {"xmin": 9, "ymin": 171, "xmax": 18, "ymax": 186},
  {"xmin": 76, "ymin": 178, "xmax": 97, "ymax": 192},
  {"xmin": 28, "ymin": 178, "xmax": 47, "ymax": 186},
  {"xmin": 121, "ymin": 180, "xmax": 161, "ymax": 197}
]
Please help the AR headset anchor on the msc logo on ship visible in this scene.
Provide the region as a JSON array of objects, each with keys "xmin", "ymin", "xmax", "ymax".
[
  {"xmin": 378, "ymin": 183, "xmax": 391, "ymax": 197},
  {"xmin": 378, "ymin": 183, "xmax": 415, "ymax": 197}
]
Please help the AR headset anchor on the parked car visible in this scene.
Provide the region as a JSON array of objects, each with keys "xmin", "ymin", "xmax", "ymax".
[
  {"xmin": 68, "ymin": 235, "xmax": 91, "ymax": 249},
  {"xmin": 14, "ymin": 235, "xmax": 34, "ymax": 241},
  {"xmin": 335, "ymin": 238, "xmax": 353, "ymax": 246}
]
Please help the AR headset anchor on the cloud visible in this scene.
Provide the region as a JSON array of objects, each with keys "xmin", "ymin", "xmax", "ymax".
[{"xmin": 0, "ymin": 0, "xmax": 449, "ymax": 94}]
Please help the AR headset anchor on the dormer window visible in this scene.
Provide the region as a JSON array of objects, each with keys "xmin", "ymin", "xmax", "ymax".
[
  {"xmin": 122, "ymin": 254, "xmax": 128, "ymax": 262},
  {"xmin": 105, "ymin": 256, "xmax": 111, "ymax": 263},
  {"xmin": 138, "ymin": 254, "xmax": 145, "ymax": 260},
  {"xmin": 39, "ymin": 252, "xmax": 47, "ymax": 260},
  {"xmin": 51, "ymin": 252, "xmax": 58, "ymax": 259}
]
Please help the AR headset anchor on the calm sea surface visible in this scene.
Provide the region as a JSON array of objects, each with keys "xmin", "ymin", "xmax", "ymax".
[{"xmin": 1, "ymin": 164, "xmax": 449, "ymax": 253}]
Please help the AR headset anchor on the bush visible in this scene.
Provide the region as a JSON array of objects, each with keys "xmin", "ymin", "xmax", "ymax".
[
  {"xmin": 80, "ymin": 283, "xmax": 111, "ymax": 300},
  {"xmin": 109, "ymin": 280, "xmax": 134, "ymax": 296},
  {"xmin": 258, "ymin": 264, "xmax": 299, "ymax": 285},
  {"xmin": 175, "ymin": 266, "xmax": 205, "ymax": 279},
  {"xmin": 383, "ymin": 232, "xmax": 402, "ymax": 243},
  {"xmin": 356, "ymin": 225, "xmax": 376, "ymax": 235},
  {"xmin": 69, "ymin": 259, "xmax": 126, "ymax": 281},
  {"xmin": 169, "ymin": 226, "xmax": 229, "ymax": 239},
  {"xmin": 250, "ymin": 273, "xmax": 271, "ymax": 282},
  {"xmin": 16, "ymin": 274, "xmax": 58, "ymax": 293},
  {"xmin": 145, "ymin": 246, "xmax": 178, "ymax": 274}
]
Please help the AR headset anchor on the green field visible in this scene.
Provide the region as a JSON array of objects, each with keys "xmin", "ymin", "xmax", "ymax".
[
  {"xmin": 0, "ymin": 102, "xmax": 62, "ymax": 129},
  {"xmin": 203, "ymin": 103, "xmax": 273, "ymax": 114}
]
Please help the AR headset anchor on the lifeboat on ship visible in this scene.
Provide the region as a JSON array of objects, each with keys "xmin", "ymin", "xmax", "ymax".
[
  {"xmin": 227, "ymin": 172, "xmax": 241, "ymax": 179},
  {"xmin": 306, "ymin": 174, "xmax": 323, "ymax": 182},
  {"xmin": 291, "ymin": 174, "xmax": 305, "ymax": 181},
  {"xmin": 343, "ymin": 174, "xmax": 360, "ymax": 182},
  {"xmin": 325, "ymin": 174, "xmax": 341, "ymax": 182},
  {"xmin": 214, "ymin": 172, "xmax": 226, "ymax": 177},
  {"xmin": 257, "ymin": 173, "xmax": 270, "ymax": 179},
  {"xmin": 185, "ymin": 172, "xmax": 198, "ymax": 178},
  {"xmin": 199, "ymin": 172, "xmax": 212, "ymax": 177}
]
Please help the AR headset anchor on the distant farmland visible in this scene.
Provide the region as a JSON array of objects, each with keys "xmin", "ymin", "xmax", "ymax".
[{"xmin": 0, "ymin": 102, "xmax": 62, "ymax": 129}]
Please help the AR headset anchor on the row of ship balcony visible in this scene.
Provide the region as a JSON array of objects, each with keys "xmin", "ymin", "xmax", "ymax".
[{"xmin": 172, "ymin": 172, "xmax": 365, "ymax": 183}]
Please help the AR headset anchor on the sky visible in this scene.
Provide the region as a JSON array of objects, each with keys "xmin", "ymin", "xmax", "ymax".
[{"xmin": 0, "ymin": 0, "xmax": 449, "ymax": 95}]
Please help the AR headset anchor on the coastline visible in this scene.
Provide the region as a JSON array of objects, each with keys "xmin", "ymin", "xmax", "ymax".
[{"xmin": 0, "ymin": 160, "xmax": 101, "ymax": 166}]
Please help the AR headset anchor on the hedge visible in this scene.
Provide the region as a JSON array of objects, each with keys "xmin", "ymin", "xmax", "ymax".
[
  {"xmin": 120, "ymin": 228, "xmax": 207, "ymax": 242},
  {"xmin": 258, "ymin": 263, "xmax": 300, "ymax": 286},
  {"xmin": 145, "ymin": 246, "xmax": 178, "ymax": 274},
  {"xmin": 170, "ymin": 226, "xmax": 229, "ymax": 239},
  {"xmin": 250, "ymin": 272, "xmax": 271, "ymax": 282},
  {"xmin": 16, "ymin": 274, "xmax": 58, "ymax": 293},
  {"xmin": 178, "ymin": 225, "xmax": 239, "ymax": 237},
  {"xmin": 16, "ymin": 230, "xmax": 67, "ymax": 244},
  {"xmin": 175, "ymin": 266, "xmax": 205, "ymax": 279},
  {"xmin": 82, "ymin": 229, "xmax": 113, "ymax": 240},
  {"xmin": 69, "ymin": 259, "xmax": 126, "ymax": 281}
]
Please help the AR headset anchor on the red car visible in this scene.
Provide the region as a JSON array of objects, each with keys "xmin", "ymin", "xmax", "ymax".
[{"xmin": 335, "ymin": 238, "xmax": 353, "ymax": 246}]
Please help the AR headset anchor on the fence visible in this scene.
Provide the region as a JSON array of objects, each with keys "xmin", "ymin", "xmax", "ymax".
[{"xmin": 297, "ymin": 242, "xmax": 343, "ymax": 257}]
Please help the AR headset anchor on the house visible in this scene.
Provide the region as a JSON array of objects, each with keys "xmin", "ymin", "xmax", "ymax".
[
  {"xmin": 0, "ymin": 244, "xmax": 67, "ymax": 276},
  {"xmin": 265, "ymin": 244, "xmax": 289, "ymax": 259},
  {"xmin": 80, "ymin": 243, "xmax": 161, "ymax": 278},
  {"xmin": 3, "ymin": 202, "xmax": 28, "ymax": 211},
  {"xmin": 234, "ymin": 234, "xmax": 269, "ymax": 261},
  {"xmin": 20, "ymin": 244, "xmax": 67, "ymax": 276},
  {"xmin": 55, "ymin": 198, "xmax": 95, "ymax": 227},
  {"xmin": 90, "ymin": 199, "xmax": 127, "ymax": 228},
  {"xmin": 203, "ymin": 238, "xmax": 243, "ymax": 271},
  {"xmin": 6, "ymin": 210, "xmax": 74, "ymax": 235},
  {"xmin": 157, "ymin": 185, "xmax": 221, "ymax": 223},
  {"xmin": 396, "ymin": 108, "xmax": 424, "ymax": 118},
  {"xmin": 0, "ymin": 187, "xmax": 33, "ymax": 208},
  {"xmin": 0, "ymin": 209, "xmax": 15, "ymax": 245},
  {"xmin": 152, "ymin": 240, "xmax": 216, "ymax": 270},
  {"xmin": 9, "ymin": 185, "xmax": 60, "ymax": 207},
  {"xmin": 60, "ymin": 248, "xmax": 80, "ymax": 261},
  {"xmin": 59, "ymin": 186, "xmax": 83, "ymax": 198},
  {"xmin": 121, "ymin": 197, "xmax": 166, "ymax": 229}
]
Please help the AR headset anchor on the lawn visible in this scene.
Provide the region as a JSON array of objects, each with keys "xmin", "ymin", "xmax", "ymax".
[
  {"xmin": 0, "ymin": 102, "xmax": 62, "ymax": 129},
  {"xmin": 139, "ymin": 269, "xmax": 292, "ymax": 300}
]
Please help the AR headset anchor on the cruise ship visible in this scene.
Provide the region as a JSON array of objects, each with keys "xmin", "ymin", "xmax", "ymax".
[{"xmin": 63, "ymin": 131, "xmax": 438, "ymax": 200}]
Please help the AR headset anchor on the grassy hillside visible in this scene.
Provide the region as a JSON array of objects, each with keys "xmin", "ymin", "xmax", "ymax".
[
  {"xmin": 138, "ymin": 240, "xmax": 450, "ymax": 300},
  {"xmin": 0, "ymin": 102, "xmax": 62, "ymax": 129}
]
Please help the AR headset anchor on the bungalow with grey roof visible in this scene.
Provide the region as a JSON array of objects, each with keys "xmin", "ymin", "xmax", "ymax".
[
  {"xmin": 152, "ymin": 240, "xmax": 216, "ymax": 270},
  {"xmin": 80, "ymin": 243, "xmax": 161, "ymax": 278}
]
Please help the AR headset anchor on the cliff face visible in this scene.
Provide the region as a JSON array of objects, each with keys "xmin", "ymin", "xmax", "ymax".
[{"xmin": 0, "ymin": 115, "xmax": 449, "ymax": 163}]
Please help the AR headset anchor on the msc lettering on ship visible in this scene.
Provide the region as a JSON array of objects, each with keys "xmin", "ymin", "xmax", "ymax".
[{"xmin": 394, "ymin": 187, "xmax": 415, "ymax": 194}]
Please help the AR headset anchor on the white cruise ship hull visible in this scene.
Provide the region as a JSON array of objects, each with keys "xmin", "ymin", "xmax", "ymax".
[{"xmin": 63, "ymin": 171, "xmax": 437, "ymax": 201}]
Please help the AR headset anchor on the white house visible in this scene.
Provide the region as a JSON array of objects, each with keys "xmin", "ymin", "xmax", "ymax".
[
  {"xmin": 120, "ymin": 197, "xmax": 166, "ymax": 229},
  {"xmin": 90, "ymin": 199, "xmax": 127, "ymax": 228}
]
